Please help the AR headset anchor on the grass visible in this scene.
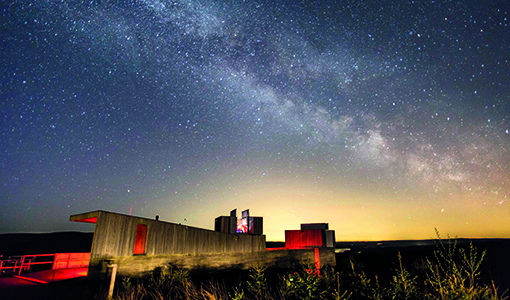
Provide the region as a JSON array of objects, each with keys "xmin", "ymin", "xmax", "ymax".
[
  {"xmin": 105, "ymin": 230, "xmax": 506, "ymax": 300},
  {"xmin": 422, "ymin": 229, "xmax": 504, "ymax": 300}
]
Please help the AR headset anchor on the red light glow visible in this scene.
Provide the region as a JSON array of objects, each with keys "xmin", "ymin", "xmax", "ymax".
[
  {"xmin": 134, "ymin": 224, "xmax": 147, "ymax": 254},
  {"xmin": 285, "ymin": 230, "xmax": 323, "ymax": 249},
  {"xmin": 72, "ymin": 217, "xmax": 97, "ymax": 223}
]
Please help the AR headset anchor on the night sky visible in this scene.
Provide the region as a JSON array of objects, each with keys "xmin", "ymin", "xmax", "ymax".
[{"xmin": 1, "ymin": 0, "xmax": 509, "ymax": 241}]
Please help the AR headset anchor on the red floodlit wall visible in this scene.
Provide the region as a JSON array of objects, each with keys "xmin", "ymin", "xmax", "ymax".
[
  {"xmin": 285, "ymin": 229, "xmax": 324, "ymax": 249},
  {"xmin": 53, "ymin": 253, "xmax": 90, "ymax": 269},
  {"xmin": 134, "ymin": 224, "xmax": 147, "ymax": 255}
]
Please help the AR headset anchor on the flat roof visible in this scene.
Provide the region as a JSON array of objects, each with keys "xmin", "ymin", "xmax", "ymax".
[{"xmin": 69, "ymin": 211, "xmax": 100, "ymax": 223}]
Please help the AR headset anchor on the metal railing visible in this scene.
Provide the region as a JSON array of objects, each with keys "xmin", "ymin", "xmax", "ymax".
[{"xmin": 0, "ymin": 253, "xmax": 90, "ymax": 276}]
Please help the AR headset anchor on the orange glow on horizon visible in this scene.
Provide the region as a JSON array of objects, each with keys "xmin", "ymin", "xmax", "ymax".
[{"xmin": 157, "ymin": 170, "xmax": 510, "ymax": 242}]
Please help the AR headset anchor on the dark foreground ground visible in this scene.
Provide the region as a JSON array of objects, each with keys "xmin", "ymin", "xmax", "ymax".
[
  {"xmin": 335, "ymin": 239, "xmax": 510, "ymax": 294},
  {"xmin": 1, "ymin": 233, "xmax": 509, "ymax": 299}
]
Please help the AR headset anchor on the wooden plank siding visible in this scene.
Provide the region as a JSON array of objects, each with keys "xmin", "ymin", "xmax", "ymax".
[
  {"xmin": 84, "ymin": 211, "xmax": 265, "ymax": 259},
  {"xmin": 285, "ymin": 229, "xmax": 325, "ymax": 249}
]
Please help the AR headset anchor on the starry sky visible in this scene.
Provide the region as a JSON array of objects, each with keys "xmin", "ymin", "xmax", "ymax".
[{"xmin": 1, "ymin": 0, "xmax": 509, "ymax": 241}]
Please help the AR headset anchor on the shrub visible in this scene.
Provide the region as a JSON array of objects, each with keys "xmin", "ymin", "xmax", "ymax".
[
  {"xmin": 245, "ymin": 264, "xmax": 269, "ymax": 299},
  {"xmin": 424, "ymin": 229, "xmax": 506, "ymax": 300},
  {"xmin": 280, "ymin": 262, "xmax": 348, "ymax": 300},
  {"xmin": 389, "ymin": 252, "xmax": 418, "ymax": 300},
  {"xmin": 344, "ymin": 259, "xmax": 384, "ymax": 300}
]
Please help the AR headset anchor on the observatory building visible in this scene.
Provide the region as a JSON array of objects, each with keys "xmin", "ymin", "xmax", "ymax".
[{"xmin": 70, "ymin": 209, "xmax": 336, "ymax": 277}]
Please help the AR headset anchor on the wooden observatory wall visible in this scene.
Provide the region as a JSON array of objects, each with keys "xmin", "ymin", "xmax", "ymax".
[
  {"xmin": 87, "ymin": 211, "xmax": 265, "ymax": 257},
  {"xmin": 71, "ymin": 210, "xmax": 267, "ymax": 276}
]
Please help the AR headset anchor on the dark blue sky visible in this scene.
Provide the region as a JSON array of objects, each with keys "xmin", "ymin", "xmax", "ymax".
[{"xmin": 1, "ymin": 0, "xmax": 509, "ymax": 240}]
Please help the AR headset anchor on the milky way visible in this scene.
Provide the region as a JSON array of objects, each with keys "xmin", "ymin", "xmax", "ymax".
[{"xmin": 2, "ymin": 0, "xmax": 509, "ymax": 240}]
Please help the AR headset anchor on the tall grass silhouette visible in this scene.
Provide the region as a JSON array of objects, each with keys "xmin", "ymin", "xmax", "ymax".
[{"xmin": 108, "ymin": 230, "xmax": 506, "ymax": 300}]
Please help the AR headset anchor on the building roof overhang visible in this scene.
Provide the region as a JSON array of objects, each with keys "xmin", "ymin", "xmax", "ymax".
[{"xmin": 70, "ymin": 210, "xmax": 101, "ymax": 223}]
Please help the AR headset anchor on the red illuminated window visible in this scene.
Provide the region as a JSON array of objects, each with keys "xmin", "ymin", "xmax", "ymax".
[{"xmin": 134, "ymin": 224, "xmax": 147, "ymax": 255}]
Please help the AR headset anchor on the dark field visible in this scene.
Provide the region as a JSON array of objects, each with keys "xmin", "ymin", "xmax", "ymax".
[
  {"xmin": 334, "ymin": 239, "xmax": 510, "ymax": 294},
  {"xmin": 1, "ymin": 233, "xmax": 509, "ymax": 299},
  {"xmin": 0, "ymin": 232, "xmax": 94, "ymax": 256}
]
